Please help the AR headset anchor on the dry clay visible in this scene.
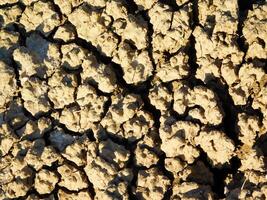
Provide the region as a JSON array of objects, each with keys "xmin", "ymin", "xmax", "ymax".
[{"xmin": 0, "ymin": 0, "xmax": 266, "ymax": 199}]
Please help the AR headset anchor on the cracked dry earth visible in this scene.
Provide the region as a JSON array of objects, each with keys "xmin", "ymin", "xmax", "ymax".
[{"xmin": 0, "ymin": 0, "xmax": 267, "ymax": 199}]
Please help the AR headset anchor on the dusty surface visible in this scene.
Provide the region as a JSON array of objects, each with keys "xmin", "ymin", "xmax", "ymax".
[{"xmin": 0, "ymin": 0, "xmax": 266, "ymax": 199}]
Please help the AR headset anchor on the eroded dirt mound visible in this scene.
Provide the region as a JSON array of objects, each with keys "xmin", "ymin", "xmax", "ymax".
[{"xmin": 0, "ymin": 0, "xmax": 266, "ymax": 199}]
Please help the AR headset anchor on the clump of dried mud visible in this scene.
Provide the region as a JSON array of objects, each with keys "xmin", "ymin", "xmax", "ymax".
[{"xmin": 0, "ymin": 0, "xmax": 266, "ymax": 199}]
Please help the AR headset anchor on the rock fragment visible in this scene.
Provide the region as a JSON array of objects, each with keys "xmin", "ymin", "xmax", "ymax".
[
  {"xmin": 13, "ymin": 33, "xmax": 61, "ymax": 80},
  {"xmin": 120, "ymin": 15, "xmax": 148, "ymax": 50},
  {"xmin": 60, "ymin": 84, "xmax": 107, "ymax": 132},
  {"xmin": 171, "ymin": 182, "xmax": 214, "ymax": 200},
  {"xmin": 48, "ymin": 70, "xmax": 77, "ymax": 109},
  {"xmin": 58, "ymin": 189, "xmax": 92, "ymax": 200},
  {"xmin": 20, "ymin": 1, "xmax": 61, "ymax": 36},
  {"xmin": 62, "ymin": 136, "xmax": 89, "ymax": 166},
  {"xmin": 105, "ymin": 1, "xmax": 149, "ymax": 50},
  {"xmin": 1, "ymin": 159, "xmax": 34, "ymax": 198},
  {"xmin": 81, "ymin": 55, "xmax": 117, "ymax": 93},
  {"xmin": 236, "ymin": 113, "xmax": 261, "ymax": 146},
  {"xmin": 237, "ymin": 146, "xmax": 265, "ymax": 173},
  {"xmin": 243, "ymin": 4, "xmax": 267, "ymax": 59},
  {"xmin": 195, "ymin": 130, "xmax": 235, "ymax": 167},
  {"xmin": 198, "ymin": 0, "xmax": 239, "ymax": 34},
  {"xmin": 68, "ymin": 5, "xmax": 117, "ymax": 56},
  {"xmin": 133, "ymin": 127, "xmax": 160, "ymax": 168},
  {"xmin": 58, "ymin": 164, "xmax": 88, "ymax": 191},
  {"xmin": 156, "ymin": 51, "xmax": 190, "ymax": 82},
  {"xmin": 160, "ymin": 117, "xmax": 200, "ymax": 163},
  {"xmin": 193, "ymin": 0, "xmax": 243, "ymax": 85},
  {"xmin": 135, "ymin": 167, "xmax": 170, "ymax": 200},
  {"xmin": 54, "ymin": 23, "xmax": 76, "ymax": 42},
  {"xmin": 26, "ymin": 33, "xmax": 61, "ymax": 75},
  {"xmin": 84, "ymin": 155, "xmax": 117, "ymax": 190},
  {"xmin": 113, "ymin": 42, "xmax": 153, "ymax": 84},
  {"xmin": 0, "ymin": 5, "xmax": 22, "ymax": 28},
  {"xmin": 149, "ymin": 81, "xmax": 172, "ymax": 111},
  {"xmin": 14, "ymin": 138, "xmax": 61, "ymax": 171},
  {"xmin": 21, "ymin": 77, "xmax": 50, "ymax": 116},
  {"xmin": 134, "ymin": 144, "xmax": 159, "ymax": 168},
  {"xmin": 61, "ymin": 44, "xmax": 89, "ymax": 70},
  {"xmin": 34, "ymin": 169, "xmax": 58, "ymax": 195},
  {"xmin": 173, "ymin": 81, "xmax": 224, "ymax": 125},
  {"xmin": 0, "ymin": 61, "xmax": 17, "ymax": 112},
  {"xmin": 101, "ymin": 93, "xmax": 143, "ymax": 137},
  {"xmin": 84, "ymin": 141, "xmax": 132, "ymax": 195},
  {"xmin": 17, "ymin": 118, "xmax": 52, "ymax": 140},
  {"xmin": 99, "ymin": 139, "xmax": 130, "ymax": 169},
  {"xmin": 0, "ymin": 29, "xmax": 19, "ymax": 64},
  {"xmin": 165, "ymin": 157, "xmax": 186, "ymax": 175},
  {"xmin": 94, "ymin": 182, "xmax": 129, "ymax": 200},
  {"xmin": 86, "ymin": 0, "xmax": 106, "ymax": 7},
  {"xmin": 149, "ymin": 3, "xmax": 192, "ymax": 62},
  {"xmin": 54, "ymin": 0, "xmax": 83, "ymax": 15},
  {"xmin": 0, "ymin": 0, "xmax": 18, "ymax": 5},
  {"xmin": 229, "ymin": 62, "xmax": 265, "ymax": 105},
  {"xmin": 0, "ymin": 123, "xmax": 18, "ymax": 156},
  {"xmin": 122, "ymin": 110, "xmax": 154, "ymax": 142},
  {"xmin": 0, "ymin": 0, "xmax": 266, "ymax": 198},
  {"xmin": 2, "ymin": 179, "xmax": 32, "ymax": 198}
]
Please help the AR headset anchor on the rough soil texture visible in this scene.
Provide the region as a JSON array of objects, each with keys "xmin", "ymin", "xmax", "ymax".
[{"xmin": 0, "ymin": 0, "xmax": 266, "ymax": 199}]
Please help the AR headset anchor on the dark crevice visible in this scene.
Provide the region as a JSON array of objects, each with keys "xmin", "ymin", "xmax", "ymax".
[
  {"xmin": 187, "ymin": 35, "xmax": 202, "ymax": 87},
  {"xmin": 197, "ymin": 150, "xmax": 241, "ymax": 198},
  {"xmin": 141, "ymin": 88, "xmax": 161, "ymax": 129},
  {"xmin": 128, "ymin": 167, "xmax": 139, "ymax": 200},
  {"xmin": 159, "ymin": 152, "xmax": 174, "ymax": 200},
  {"xmin": 207, "ymin": 79, "xmax": 240, "ymax": 146},
  {"xmin": 48, "ymin": 0, "xmax": 64, "ymax": 22},
  {"xmin": 73, "ymin": 37, "xmax": 154, "ymax": 95},
  {"xmin": 101, "ymin": 96, "xmax": 112, "ymax": 120},
  {"xmin": 123, "ymin": 0, "xmax": 139, "ymax": 14},
  {"xmin": 10, "ymin": 56, "xmax": 22, "ymax": 89},
  {"xmin": 182, "ymin": 0, "xmax": 244, "ymax": 198},
  {"xmin": 159, "ymin": 0, "xmax": 182, "ymax": 10},
  {"xmin": 0, "ymin": 2, "xmax": 18, "ymax": 9},
  {"xmin": 186, "ymin": 0, "xmax": 201, "ymax": 87},
  {"xmin": 236, "ymin": 0, "xmax": 252, "ymax": 55},
  {"xmin": 50, "ymin": 119, "xmax": 90, "ymax": 137},
  {"xmin": 191, "ymin": 0, "xmax": 200, "ymax": 27},
  {"xmin": 199, "ymin": 78, "xmax": 244, "ymax": 197},
  {"xmin": 74, "ymin": 72, "xmax": 82, "ymax": 100},
  {"xmin": 126, "ymin": 142, "xmax": 139, "ymax": 200},
  {"xmin": 138, "ymin": 10, "xmax": 157, "ymax": 74}
]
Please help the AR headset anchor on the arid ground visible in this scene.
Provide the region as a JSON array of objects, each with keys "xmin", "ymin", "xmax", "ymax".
[{"xmin": 0, "ymin": 0, "xmax": 266, "ymax": 199}]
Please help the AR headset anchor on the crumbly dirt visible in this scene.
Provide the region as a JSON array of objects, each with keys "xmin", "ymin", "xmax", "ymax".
[{"xmin": 0, "ymin": 0, "xmax": 266, "ymax": 199}]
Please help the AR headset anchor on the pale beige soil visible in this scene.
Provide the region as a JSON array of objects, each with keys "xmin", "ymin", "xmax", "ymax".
[{"xmin": 0, "ymin": 0, "xmax": 266, "ymax": 199}]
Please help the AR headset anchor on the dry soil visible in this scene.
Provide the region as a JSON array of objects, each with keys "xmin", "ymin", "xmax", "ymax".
[{"xmin": 0, "ymin": 0, "xmax": 266, "ymax": 199}]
